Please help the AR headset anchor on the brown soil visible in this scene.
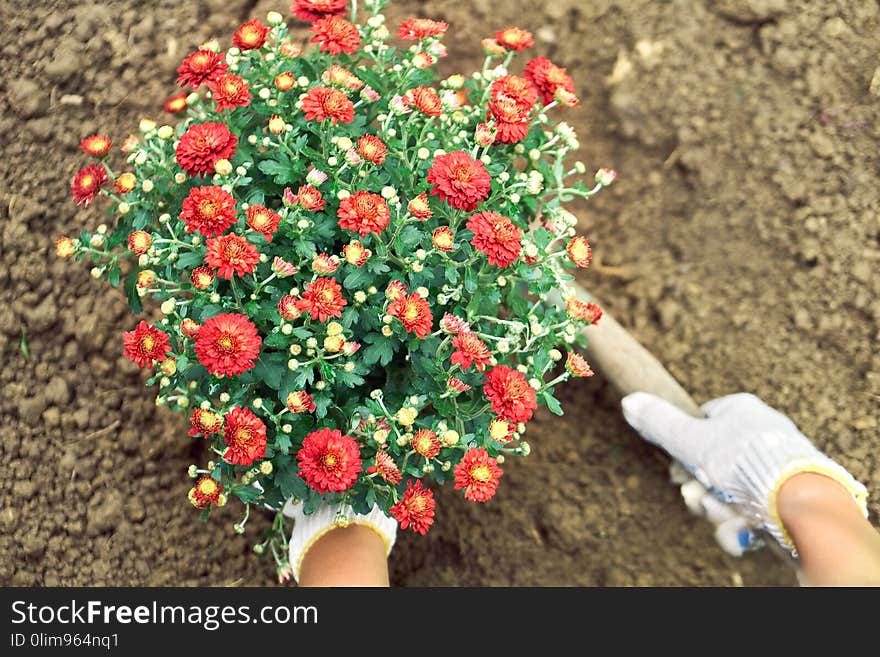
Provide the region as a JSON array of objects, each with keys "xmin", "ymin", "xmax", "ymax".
[{"xmin": 2, "ymin": 0, "xmax": 877, "ymax": 586}]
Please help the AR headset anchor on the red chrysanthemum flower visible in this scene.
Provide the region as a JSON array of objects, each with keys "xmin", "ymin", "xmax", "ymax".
[
  {"xmin": 337, "ymin": 191, "xmax": 390, "ymax": 237},
  {"xmin": 432, "ymin": 226, "xmax": 454, "ymax": 251},
  {"xmin": 223, "ymin": 406, "xmax": 267, "ymax": 466},
  {"xmin": 122, "ymin": 321, "xmax": 171, "ymax": 368},
  {"xmin": 391, "ymin": 480, "xmax": 435, "ymax": 535},
  {"xmin": 179, "ymin": 185, "xmax": 237, "ymax": 236},
  {"xmin": 490, "ymin": 75, "xmax": 538, "ymax": 111},
  {"xmin": 177, "ymin": 49, "xmax": 228, "ymax": 88},
  {"xmin": 208, "ymin": 73, "xmax": 251, "ymax": 111},
  {"xmin": 291, "ymin": 0, "xmax": 346, "ymax": 22},
  {"xmin": 357, "ymin": 135, "xmax": 387, "ymax": 165},
  {"xmin": 278, "ymin": 294, "xmax": 302, "ymax": 320},
  {"xmin": 388, "ymin": 292, "xmax": 433, "ymax": 338},
  {"xmin": 175, "ymin": 122, "xmax": 238, "ymax": 178},
  {"xmin": 447, "ymin": 376, "xmax": 472, "ymax": 393},
  {"xmin": 566, "ymin": 298, "xmax": 602, "ymax": 324},
  {"xmin": 385, "ymin": 280, "xmax": 407, "ymax": 301},
  {"xmin": 524, "ymin": 55, "xmax": 576, "ymax": 105},
  {"xmin": 188, "ymin": 407, "xmax": 223, "ymax": 437},
  {"xmin": 127, "ymin": 230, "xmax": 152, "ymax": 255},
  {"xmin": 427, "ymin": 150, "xmax": 491, "ymax": 212},
  {"xmin": 488, "ymin": 417, "xmax": 512, "ymax": 443},
  {"xmin": 80, "ymin": 134, "xmax": 112, "ymax": 157},
  {"xmin": 286, "ymin": 390, "xmax": 316, "ymax": 413},
  {"xmin": 412, "ymin": 429, "xmax": 441, "ymax": 459},
  {"xmin": 194, "ymin": 313, "xmax": 262, "ymax": 377},
  {"xmin": 246, "ymin": 205, "xmax": 281, "ymax": 241},
  {"xmin": 484, "ymin": 365, "xmax": 538, "ymax": 424},
  {"xmin": 489, "ymin": 97, "xmax": 531, "ymax": 143},
  {"xmin": 398, "ymin": 18, "xmax": 448, "ymax": 40},
  {"xmin": 407, "ymin": 192, "xmax": 433, "ymax": 220},
  {"xmin": 467, "ymin": 211, "xmax": 523, "ymax": 267},
  {"xmin": 322, "ymin": 64, "xmax": 364, "ymax": 90},
  {"xmin": 301, "ymin": 86, "xmax": 355, "ymax": 124},
  {"xmin": 342, "ymin": 240, "xmax": 370, "ymax": 267},
  {"xmin": 164, "ymin": 92, "xmax": 188, "ymax": 114},
  {"xmin": 136, "ymin": 270, "xmax": 156, "ymax": 289},
  {"xmin": 450, "ymin": 332, "xmax": 492, "ymax": 372},
  {"xmin": 71, "ymin": 164, "xmax": 108, "ymax": 207},
  {"xmin": 440, "ymin": 313, "xmax": 470, "ymax": 335},
  {"xmin": 310, "ymin": 15, "xmax": 360, "ymax": 55},
  {"xmin": 494, "ymin": 26, "xmax": 534, "ymax": 51},
  {"xmin": 233, "ymin": 18, "xmax": 269, "ymax": 50},
  {"xmin": 454, "ymin": 447, "xmax": 503, "ymax": 502},
  {"xmin": 297, "ymin": 428, "xmax": 362, "ymax": 494},
  {"xmin": 368, "ymin": 450, "xmax": 402, "ymax": 485},
  {"xmin": 312, "ymin": 253, "xmax": 339, "ymax": 274},
  {"xmin": 295, "ymin": 184, "xmax": 326, "ymax": 211},
  {"xmin": 405, "ymin": 86, "xmax": 442, "ymax": 116},
  {"xmin": 114, "ymin": 172, "xmax": 136, "ymax": 193},
  {"xmin": 566, "ymin": 352, "xmax": 595, "ymax": 378},
  {"xmin": 180, "ymin": 318, "xmax": 202, "ymax": 339},
  {"xmin": 54, "ymin": 236, "xmax": 77, "ymax": 258},
  {"xmin": 296, "ymin": 277, "xmax": 347, "ymax": 322},
  {"xmin": 190, "ymin": 265, "xmax": 215, "ymax": 290},
  {"xmin": 205, "ymin": 234, "xmax": 260, "ymax": 280},
  {"xmin": 567, "ymin": 236, "xmax": 592, "ymax": 268},
  {"xmin": 189, "ymin": 476, "xmax": 223, "ymax": 509}
]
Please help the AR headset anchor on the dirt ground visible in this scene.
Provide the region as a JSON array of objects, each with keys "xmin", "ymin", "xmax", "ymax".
[{"xmin": 1, "ymin": 0, "xmax": 877, "ymax": 586}]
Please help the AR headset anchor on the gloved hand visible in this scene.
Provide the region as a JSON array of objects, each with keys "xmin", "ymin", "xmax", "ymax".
[
  {"xmin": 622, "ymin": 392, "xmax": 868, "ymax": 556},
  {"xmin": 284, "ymin": 500, "xmax": 397, "ymax": 583}
]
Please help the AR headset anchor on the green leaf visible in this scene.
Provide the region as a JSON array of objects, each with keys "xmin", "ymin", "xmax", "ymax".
[
  {"xmin": 253, "ymin": 357, "xmax": 284, "ymax": 390},
  {"xmin": 343, "ymin": 266, "xmax": 371, "ymax": 290},
  {"xmin": 362, "ymin": 333, "xmax": 394, "ymax": 367},
  {"xmin": 175, "ymin": 250, "xmax": 204, "ymax": 270},
  {"xmin": 542, "ymin": 390, "xmax": 564, "ymax": 416},
  {"xmin": 123, "ymin": 268, "xmax": 143, "ymax": 314},
  {"xmin": 275, "ymin": 459, "xmax": 308, "ymax": 500},
  {"xmin": 235, "ymin": 485, "xmax": 263, "ymax": 504}
]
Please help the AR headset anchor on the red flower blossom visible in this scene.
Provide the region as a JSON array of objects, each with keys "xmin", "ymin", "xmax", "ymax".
[
  {"xmin": 524, "ymin": 55, "xmax": 576, "ymax": 105},
  {"xmin": 494, "ymin": 26, "xmax": 533, "ymax": 51},
  {"xmin": 54, "ymin": 236, "xmax": 76, "ymax": 258},
  {"xmin": 122, "ymin": 321, "xmax": 171, "ymax": 368},
  {"xmin": 388, "ymin": 292, "xmax": 433, "ymax": 338},
  {"xmin": 440, "ymin": 313, "xmax": 470, "ymax": 335},
  {"xmin": 385, "ymin": 279, "xmax": 407, "ymax": 301},
  {"xmin": 357, "ymin": 135, "xmax": 387, "ymax": 165},
  {"xmin": 450, "ymin": 332, "xmax": 492, "ymax": 372},
  {"xmin": 233, "ymin": 18, "xmax": 269, "ymax": 50},
  {"xmin": 368, "ymin": 450, "xmax": 401, "ymax": 485},
  {"xmin": 454, "ymin": 448, "xmax": 503, "ymax": 502},
  {"xmin": 71, "ymin": 164, "xmax": 108, "ymax": 207},
  {"xmin": 337, "ymin": 191, "xmax": 390, "ymax": 236},
  {"xmin": 164, "ymin": 92, "xmax": 188, "ymax": 114},
  {"xmin": 189, "ymin": 408, "xmax": 223, "ymax": 437},
  {"xmin": 223, "ymin": 406, "xmax": 267, "ymax": 466},
  {"xmin": 398, "ymin": 18, "xmax": 448, "ymax": 40},
  {"xmin": 412, "ymin": 429, "xmax": 440, "ymax": 459},
  {"xmin": 179, "ymin": 185, "xmax": 237, "ymax": 237},
  {"xmin": 312, "ymin": 252, "xmax": 339, "ymax": 274},
  {"xmin": 566, "ymin": 352, "xmax": 595, "ymax": 378},
  {"xmin": 195, "ymin": 313, "xmax": 262, "ymax": 377},
  {"xmin": 322, "ymin": 64, "xmax": 364, "ymax": 89},
  {"xmin": 566, "ymin": 298, "xmax": 602, "ymax": 324},
  {"xmin": 278, "ymin": 294, "xmax": 302, "ymax": 320},
  {"xmin": 190, "ymin": 266, "xmax": 215, "ymax": 290},
  {"xmin": 80, "ymin": 134, "xmax": 112, "ymax": 157},
  {"xmin": 115, "ymin": 172, "xmax": 136, "ymax": 193},
  {"xmin": 427, "ymin": 150, "xmax": 491, "ymax": 212},
  {"xmin": 291, "ymin": 0, "xmax": 346, "ymax": 22},
  {"xmin": 294, "ymin": 184, "xmax": 326, "ymax": 211},
  {"xmin": 432, "ymin": 226, "xmax": 454, "ymax": 251},
  {"xmin": 205, "ymin": 234, "xmax": 260, "ymax": 279},
  {"xmin": 246, "ymin": 205, "xmax": 281, "ymax": 241},
  {"xmin": 296, "ymin": 277, "xmax": 347, "ymax": 322},
  {"xmin": 490, "ymin": 75, "xmax": 538, "ymax": 111},
  {"xmin": 391, "ymin": 480, "xmax": 435, "ymax": 535},
  {"xmin": 405, "ymin": 86, "xmax": 442, "ymax": 116},
  {"xmin": 175, "ymin": 122, "xmax": 238, "ymax": 177},
  {"xmin": 467, "ymin": 211, "xmax": 523, "ymax": 267},
  {"xmin": 567, "ymin": 236, "xmax": 592, "ymax": 268},
  {"xmin": 407, "ymin": 192, "xmax": 433, "ymax": 220},
  {"xmin": 180, "ymin": 318, "xmax": 202, "ymax": 339},
  {"xmin": 297, "ymin": 428, "xmax": 362, "ymax": 494},
  {"xmin": 301, "ymin": 86, "xmax": 355, "ymax": 124},
  {"xmin": 342, "ymin": 240, "xmax": 370, "ymax": 266},
  {"xmin": 177, "ymin": 49, "xmax": 228, "ymax": 88},
  {"xmin": 447, "ymin": 376, "xmax": 471, "ymax": 393},
  {"xmin": 208, "ymin": 73, "xmax": 251, "ymax": 111},
  {"xmin": 127, "ymin": 231, "xmax": 152, "ymax": 255},
  {"xmin": 484, "ymin": 365, "xmax": 537, "ymax": 424},
  {"xmin": 286, "ymin": 390, "xmax": 316, "ymax": 413},
  {"xmin": 310, "ymin": 15, "xmax": 360, "ymax": 55},
  {"xmin": 189, "ymin": 476, "xmax": 223, "ymax": 509},
  {"xmin": 488, "ymin": 97, "xmax": 531, "ymax": 143}
]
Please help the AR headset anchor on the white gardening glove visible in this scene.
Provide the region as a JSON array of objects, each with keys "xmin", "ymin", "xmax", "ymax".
[
  {"xmin": 284, "ymin": 500, "xmax": 397, "ymax": 583},
  {"xmin": 622, "ymin": 392, "xmax": 868, "ymax": 556}
]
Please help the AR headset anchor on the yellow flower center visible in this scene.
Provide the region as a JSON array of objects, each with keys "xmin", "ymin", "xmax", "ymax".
[
  {"xmin": 141, "ymin": 335, "xmax": 155, "ymax": 351},
  {"xmin": 217, "ymin": 334, "xmax": 236, "ymax": 353},
  {"xmin": 470, "ymin": 464, "xmax": 492, "ymax": 483},
  {"xmin": 322, "ymin": 453, "xmax": 338, "ymax": 468}
]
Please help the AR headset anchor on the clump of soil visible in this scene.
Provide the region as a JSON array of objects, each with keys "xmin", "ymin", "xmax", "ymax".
[{"xmin": 2, "ymin": 0, "xmax": 877, "ymax": 586}]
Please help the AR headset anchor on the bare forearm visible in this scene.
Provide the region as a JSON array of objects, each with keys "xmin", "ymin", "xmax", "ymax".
[
  {"xmin": 298, "ymin": 524, "xmax": 390, "ymax": 587},
  {"xmin": 778, "ymin": 473, "xmax": 880, "ymax": 586}
]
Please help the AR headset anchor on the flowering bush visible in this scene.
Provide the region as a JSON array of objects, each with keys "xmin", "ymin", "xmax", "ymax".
[{"xmin": 58, "ymin": 0, "xmax": 612, "ymax": 578}]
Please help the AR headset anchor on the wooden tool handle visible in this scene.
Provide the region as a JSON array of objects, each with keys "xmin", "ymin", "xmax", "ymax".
[{"xmin": 568, "ymin": 282, "xmax": 704, "ymax": 419}]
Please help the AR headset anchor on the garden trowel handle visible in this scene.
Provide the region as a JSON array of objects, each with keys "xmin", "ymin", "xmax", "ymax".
[{"xmin": 568, "ymin": 281, "xmax": 705, "ymax": 419}]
